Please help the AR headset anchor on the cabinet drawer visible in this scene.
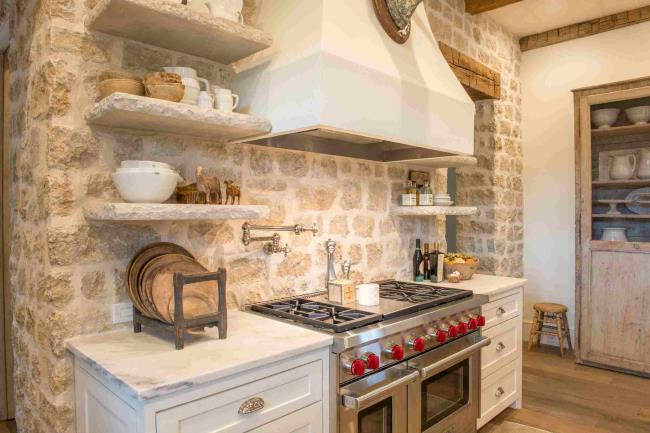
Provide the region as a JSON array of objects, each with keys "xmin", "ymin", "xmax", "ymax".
[
  {"xmin": 479, "ymin": 359, "xmax": 519, "ymax": 421},
  {"xmin": 247, "ymin": 402, "xmax": 322, "ymax": 433},
  {"xmin": 481, "ymin": 291, "xmax": 522, "ymax": 330},
  {"xmin": 481, "ymin": 317, "xmax": 521, "ymax": 377},
  {"xmin": 156, "ymin": 360, "xmax": 322, "ymax": 433}
]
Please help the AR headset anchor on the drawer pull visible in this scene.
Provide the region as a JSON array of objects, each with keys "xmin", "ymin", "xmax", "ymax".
[
  {"xmin": 495, "ymin": 387, "xmax": 505, "ymax": 398},
  {"xmin": 496, "ymin": 342, "xmax": 506, "ymax": 352},
  {"xmin": 238, "ymin": 397, "xmax": 265, "ymax": 415},
  {"xmin": 496, "ymin": 307, "xmax": 506, "ymax": 316}
]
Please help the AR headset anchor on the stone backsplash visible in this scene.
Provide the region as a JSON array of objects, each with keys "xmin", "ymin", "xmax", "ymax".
[{"xmin": 5, "ymin": 0, "xmax": 522, "ymax": 431}]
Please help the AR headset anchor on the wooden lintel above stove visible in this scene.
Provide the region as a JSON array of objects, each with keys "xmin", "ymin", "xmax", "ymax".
[{"xmin": 438, "ymin": 42, "xmax": 501, "ymax": 101}]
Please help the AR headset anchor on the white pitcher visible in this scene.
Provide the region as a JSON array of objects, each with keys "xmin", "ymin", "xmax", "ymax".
[
  {"xmin": 637, "ymin": 149, "xmax": 650, "ymax": 179},
  {"xmin": 205, "ymin": 0, "xmax": 243, "ymax": 22},
  {"xmin": 609, "ymin": 154, "xmax": 637, "ymax": 180}
]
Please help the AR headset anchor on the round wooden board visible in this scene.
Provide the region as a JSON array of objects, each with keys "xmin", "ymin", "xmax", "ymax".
[
  {"xmin": 127, "ymin": 242, "xmax": 193, "ymax": 318},
  {"xmin": 142, "ymin": 254, "xmax": 217, "ymax": 324}
]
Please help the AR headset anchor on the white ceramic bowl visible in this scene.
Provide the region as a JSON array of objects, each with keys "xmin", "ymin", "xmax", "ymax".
[
  {"xmin": 121, "ymin": 160, "xmax": 174, "ymax": 170},
  {"xmin": 601, "ymin": 227, "xmax": 628, "ymax": 242},
  {"xmin": 112, "ymin": 171, "xmax": 179, "ymax": 203},
  {"xmin": 163, "ymin": 66, "xmax": 197, "ymax": 79},
  {"xmin": 115, "ymin": 167, "xmax": 184, "ymax": 182},
  {"xmin": 625, "ymin": 106, "xmax": 650, "ymax": 125},
  {"xmin": 591, "ymin": 108, "xmax": 620, "ymax": 129}
]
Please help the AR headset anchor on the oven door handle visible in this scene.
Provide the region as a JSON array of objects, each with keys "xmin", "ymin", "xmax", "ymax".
[
  {"xmin": 341, "ymin": 369, "xmax": 419, "ymax": 410},
  {"xmin": 417, "ymin": 335, "xmax": 491, "ymax": 379}
]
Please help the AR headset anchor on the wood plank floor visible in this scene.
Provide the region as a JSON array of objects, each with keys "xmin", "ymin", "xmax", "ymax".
[
  {"xmin": 480, "ymin": 344, "xmax": 650, "ymax": 433},
  {"xmin": 0, "ymin": 420, "xmax": 15, "ymax": 433}
]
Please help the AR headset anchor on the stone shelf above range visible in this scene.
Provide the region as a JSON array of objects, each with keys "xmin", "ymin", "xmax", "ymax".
[
  {"xmin": 390, "ymin": 206, "xmax": 478, "ymax": 216},
  {"xmin": 85, "ymin": 93, "xmax": 272, "ymax": 141},
  {"xmin": 86, "ymin": 0, "xmax": 273, "ymax": 64},
  {"xmin": 85, "ymin": 203, "xmax": 270, "ymax": 221},
  {"xmin": 388, "ymin": 156, "xmax": 478, "ymax": 169}
]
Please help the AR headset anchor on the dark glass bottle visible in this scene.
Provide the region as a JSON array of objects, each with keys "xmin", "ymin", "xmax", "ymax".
[
  {"xmin": 423, "ymin": 243, "xmax": 430, "ymax": 280},
  {"xmin": 413, "ymin": 239, "xmax": 423, "ymax": 281},
  {"xmin": 429, "ymin": 241, "xmax": 439, "ymax": 282}
]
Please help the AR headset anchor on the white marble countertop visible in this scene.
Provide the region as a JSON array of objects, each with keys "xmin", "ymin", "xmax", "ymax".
[
  {"xmin": 426, "ymin": 273, "xmax": 527, "ymax": 297},
  {"xmin": 66, "ymin": 310, "xmax": 333, "ymax": 401}
]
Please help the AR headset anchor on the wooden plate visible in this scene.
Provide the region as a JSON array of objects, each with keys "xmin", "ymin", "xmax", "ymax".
[
  {"xmin": 126, "ymin": 242, "xmax": 193, "ymax": 317},
  {"xmin": 142, "ymin": 254, "xmax": 218, "ymax": 323}
]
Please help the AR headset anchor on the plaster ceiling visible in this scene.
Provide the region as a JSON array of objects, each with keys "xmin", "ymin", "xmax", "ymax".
[{"xmin": 485, "ymin": 0, "xmax": 650, "ymax": 38}]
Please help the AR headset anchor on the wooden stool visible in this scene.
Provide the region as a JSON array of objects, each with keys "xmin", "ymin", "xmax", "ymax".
[{"xmin": 528, "ymin": 302, "xmax": 573, "ymax": 357}]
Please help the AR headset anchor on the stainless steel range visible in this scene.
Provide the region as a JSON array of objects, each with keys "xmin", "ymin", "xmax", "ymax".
[{"xmin": 250, "ymin": 279, "xmax": 490, "ymax": 433}]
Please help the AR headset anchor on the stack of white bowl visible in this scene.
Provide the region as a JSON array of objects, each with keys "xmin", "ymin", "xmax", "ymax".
[
  {"xmin": 434, "ymin": 193, "xmax": 453, "ymax": 206},
  {"xmin": 112, "ymin": 161, "xmax": 184, "ymax": 203}
]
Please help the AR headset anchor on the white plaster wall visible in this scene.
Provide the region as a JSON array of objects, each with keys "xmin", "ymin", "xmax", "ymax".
[{"xmin": 521, "ymin": 21, "xmax": 650, "ymax": 341}]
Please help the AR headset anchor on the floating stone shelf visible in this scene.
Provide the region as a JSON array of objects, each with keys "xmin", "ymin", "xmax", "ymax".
[
  {"xmin": 86, "ymin": 93, "xmax": 272, "ymax": 141},
  {"xmin": 85, "ymin": 203, "xmax": 270, "ymax": 221},
  {"xmin": 391, "ymin": 206, "xmax": 478, "ymax": 216},
  {"xmin": 388, "ymin": 155, "xmax": 478, "ymax": 169},
  {"xmin": 86, "ymin": 0, "xmax": 273, "ymax": 64}
]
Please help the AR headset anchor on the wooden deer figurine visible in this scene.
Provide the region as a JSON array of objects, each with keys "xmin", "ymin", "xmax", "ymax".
[
  {"xmin": 224, "ymin": 180, "xmax": 241, "ymax": 205},
  {"xmin": 195, "ymin": 166, "xmax": 222, "ymax": 204}
]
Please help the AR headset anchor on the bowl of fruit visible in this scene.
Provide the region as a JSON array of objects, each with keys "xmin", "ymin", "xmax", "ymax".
[{"xmin": 444, "ymin": 253, "xmax": 479, "ymax": 281}]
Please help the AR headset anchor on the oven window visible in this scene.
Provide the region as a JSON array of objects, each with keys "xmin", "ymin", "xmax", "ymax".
[
  {"xmin": 421, "ymin": 359, "xmax": 469, "ymax": 430},
  {"xmin": 359, "ymin": 397, "xmax": 393, "ymax": 433}
]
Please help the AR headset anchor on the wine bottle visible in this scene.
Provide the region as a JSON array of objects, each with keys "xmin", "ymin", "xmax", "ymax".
[
  {"xmin": 435, "ymin": 242, "xmax": 445, "ymax": 283},
  {"xmin": 423, "ymin": 243, "xmax": 430, "ymax": 280},
  {"xmin": 429, "ymin": 241, "xmax": 439, "ymax": 282},
  {"xmin": 413, "ymin": 239, "xmax": 423, "ymax": 281}
]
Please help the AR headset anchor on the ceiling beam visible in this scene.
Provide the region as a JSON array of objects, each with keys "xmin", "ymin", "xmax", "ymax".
[
  {"xmin": 465, "ymin": 0, "xmax": 523, "ymax": 15},
  {"xmin": 520, "ymin": 6, "xmax": 650, "ymax": 51},
  {"xmin": 438, "ymin": 42, "xmax": 501, "ymax": 101}
]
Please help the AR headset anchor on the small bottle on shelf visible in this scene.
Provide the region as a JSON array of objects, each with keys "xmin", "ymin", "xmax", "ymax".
[
  {"xmin": 419, "ymin": 181, "xmax": 433, "ymax": 206},
  {"xmin": 401, "ymin": 181, "xmax": 417, "ymax": 206}
]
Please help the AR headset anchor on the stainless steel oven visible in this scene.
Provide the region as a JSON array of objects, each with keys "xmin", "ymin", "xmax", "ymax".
[
  {"xmin": 408, "ymin": 334, "xmax": 489, "ymax": 433},
  {"xmin": 338, "ymin": 333, "xmax": 489, "ymax": 433}
]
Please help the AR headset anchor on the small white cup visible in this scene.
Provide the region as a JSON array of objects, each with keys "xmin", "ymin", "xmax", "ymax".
[
  {"xmin": 356, "ymin": 283, "xmax": 380, "ymax": 306},
  {"xmin": 214, "ymin": 88, "xmax": 239, "ymax": 113}
]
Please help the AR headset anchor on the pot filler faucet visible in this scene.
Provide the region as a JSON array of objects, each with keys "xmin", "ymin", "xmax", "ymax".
[{"xmin": 242, "ymin": 223, "xmax": 318, "ymax": 256}]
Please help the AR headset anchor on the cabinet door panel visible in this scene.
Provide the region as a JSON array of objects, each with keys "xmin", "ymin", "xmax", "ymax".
[
  {"xmin": 584, "ymin": 251, "xmax": 650, "ymax": 373},
  {"xmin": 247, "ymin": 403, "xmax": 321, "ymax": 433}
]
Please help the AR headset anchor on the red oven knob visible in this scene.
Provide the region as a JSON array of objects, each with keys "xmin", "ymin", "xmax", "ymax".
[
  {"xmin": 408, "ymin": 337, "xmax": 426, "ymax": 352},
  {"xmin": 350, "ymin": 359, "xmax": 366, "ymax": 376},
  {"xmin": 448, "ymin": 325, "xmax": 459, "ymax": 338},
  {"xmin": 365, "ymin": 353, "xmax": 380, "ymax": 370},
  {"xmin": 468, "ymin": 318, "xmax": 478, "ymax": 330},
  {"xmin": 477, "ymin": 315, "xmax": 486, "ymax": 327},
  {"xmin": 387, "ymin": 345, "xmax": 404, "ymax": 361},
  {"xmin": 458, "ymin": 321, "xmax": 468, "ymax": 334},
  {"xmin": 436, "ymin": 330, "xmax": 447, "ymax": 343}
]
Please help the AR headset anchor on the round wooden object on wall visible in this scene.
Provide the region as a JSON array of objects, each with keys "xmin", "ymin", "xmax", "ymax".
[{"xmin": 372, "ymin": 0, "xmax": 410, "ymax": 44}]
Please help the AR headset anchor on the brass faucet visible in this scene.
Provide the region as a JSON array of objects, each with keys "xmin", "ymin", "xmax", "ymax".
[{"xmin": 242, "ymin": 223, "xmax": 318, "ymax": 256}]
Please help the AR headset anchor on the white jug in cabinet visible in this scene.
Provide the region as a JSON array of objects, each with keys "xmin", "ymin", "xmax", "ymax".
[
  {"xmin": 609, "ymin": 154, "xmax": 637, "ymax": 180},
  {"xmin": 637, "ymin": 149, "xmax": 650, "ymax": 179}
]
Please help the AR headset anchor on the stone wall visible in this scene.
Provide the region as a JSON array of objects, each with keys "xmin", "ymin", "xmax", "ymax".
[
  {"xmin": 7, "ymin": 1, "xmax": 451, "ymax": 431},
  {"xmin": 425, "ymin": 0, "xmax": 524, "ymax": 277}
]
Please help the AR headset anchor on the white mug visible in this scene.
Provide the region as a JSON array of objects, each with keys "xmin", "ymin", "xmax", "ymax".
[{"xmin": 214, "ymin": 88, "xmax": 239, "ymax": 112}]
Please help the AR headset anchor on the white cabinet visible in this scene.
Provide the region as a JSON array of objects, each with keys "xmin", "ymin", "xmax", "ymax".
[
  {"xmin": 477, "ymin": 287, "xmax": 524, "ymax": 429},
  {"xmin": 74, "ymin": 347, "xmax": 330, "ymax": 433}
]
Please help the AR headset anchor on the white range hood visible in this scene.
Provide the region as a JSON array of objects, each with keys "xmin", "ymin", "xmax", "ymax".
[{"xmin": 231, "ymin": 0, "xmax": 475, "ymax": 161}]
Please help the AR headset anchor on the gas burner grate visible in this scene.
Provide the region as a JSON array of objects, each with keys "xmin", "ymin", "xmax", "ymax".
[
  {"xmin": 251, "ymin": 298, "xmax": 382, "ymax": 332},
  {"xmin": 376, "ymin": 280, "xmax": 473, "ymax": 319}
]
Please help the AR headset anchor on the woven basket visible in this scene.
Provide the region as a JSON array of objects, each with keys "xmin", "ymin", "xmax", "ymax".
[
  {"xmin": 176, "ymin": 183, "xmax": 207, "ymax": 204},
  {"xmin": 98, "ymin": 79, "xmax": 145, "ymax": 99},
  {"xmin": 444, "ymin": 260, "xmax": 479, "ymax": 280},
  {"xmin": 98, "ymin": 70, "xmax": 142, "ymax": 83},
  {"xmin": 144, "ymin": 72, "xmax": 182, "ymax": 85},
  {"xmin": 145, "ymin": 83, "xmax": 185, "ymax": 102}
]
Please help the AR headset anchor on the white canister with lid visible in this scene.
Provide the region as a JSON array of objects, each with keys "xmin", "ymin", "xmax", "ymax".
[{"xmin": 356, "ymin": 283, "xmax": 379, "ymax": 306}]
